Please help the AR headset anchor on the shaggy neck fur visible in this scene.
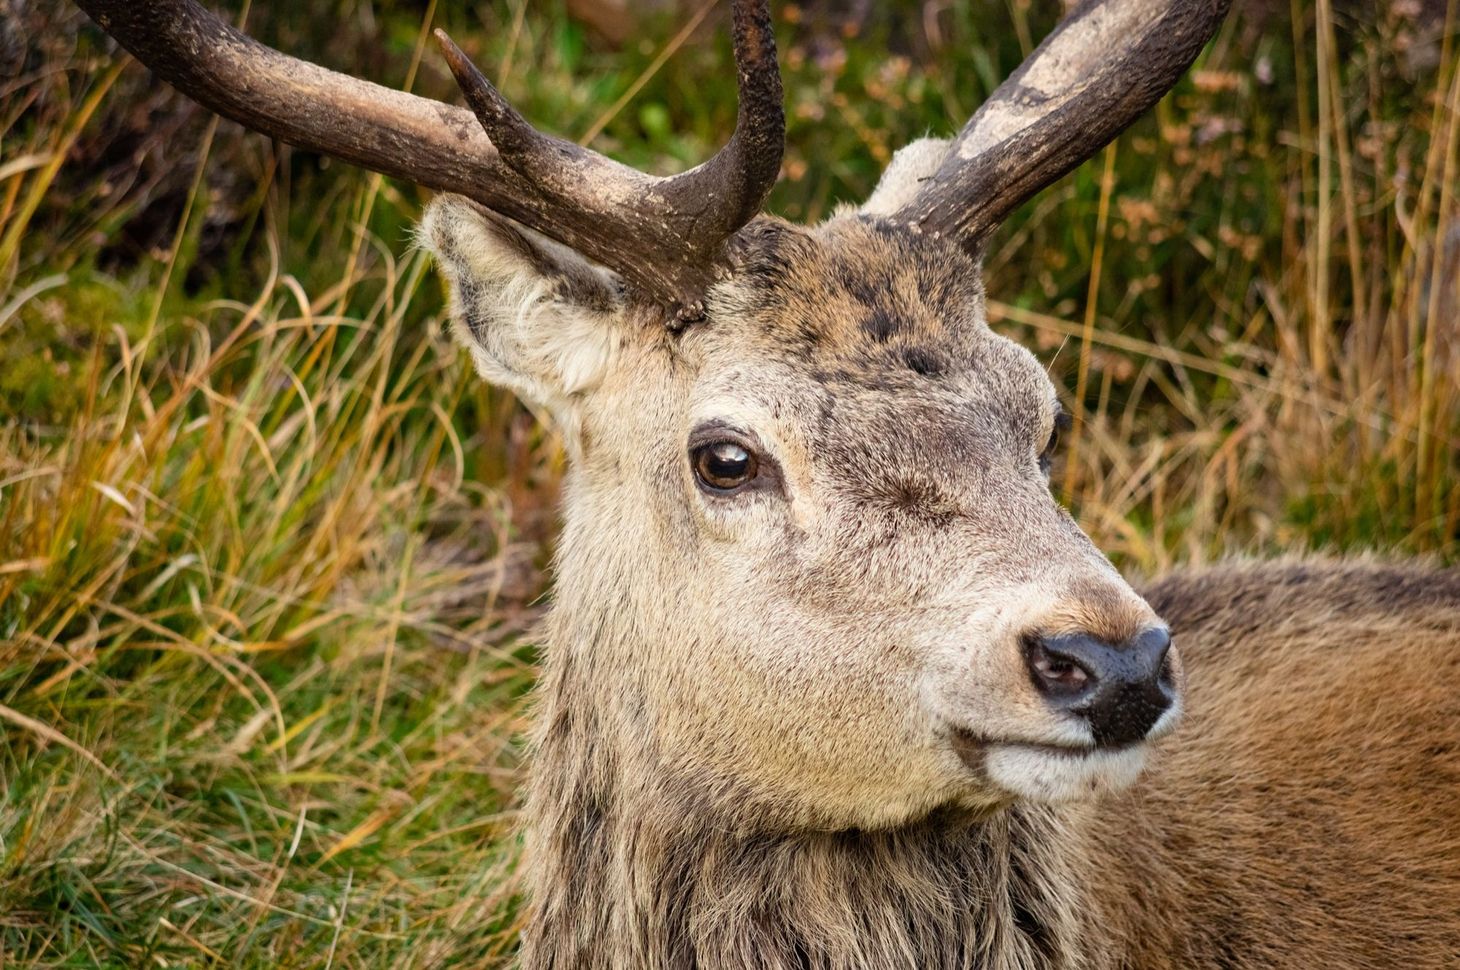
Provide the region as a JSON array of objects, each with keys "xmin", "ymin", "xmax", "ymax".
[{"xmin": 519, "ymin": 644, "xmax": 1093, "ymax": 970}]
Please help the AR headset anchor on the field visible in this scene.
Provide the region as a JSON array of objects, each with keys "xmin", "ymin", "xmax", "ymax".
[{"xmin": 1, "ymin": 0, "xmax": 1457, "ymax": 964}]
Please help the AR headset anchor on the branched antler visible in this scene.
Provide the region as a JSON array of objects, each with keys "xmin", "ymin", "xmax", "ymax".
[
  {"xmin": 75, "ymin": 0, "xmax": 783, "ymax": 321},
  {"xmin": 77, "ymin": 0, "xmax": 1229, "ymax": 311}
]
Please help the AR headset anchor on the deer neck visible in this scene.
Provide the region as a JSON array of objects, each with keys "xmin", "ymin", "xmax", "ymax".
[{"xmin": 518, "ymin": 644, "xmax": 1095, "ymax": 970}]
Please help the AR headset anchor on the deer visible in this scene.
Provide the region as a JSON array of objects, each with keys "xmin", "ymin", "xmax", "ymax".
[{"xmin": 78, "ymin": 0, "xmax": 1460, "ymax": 967}]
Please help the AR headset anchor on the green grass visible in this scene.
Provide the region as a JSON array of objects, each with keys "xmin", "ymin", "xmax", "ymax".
[{"xmin": 1, "ymin": 0, "xmax": 1457, "ymax": 964}]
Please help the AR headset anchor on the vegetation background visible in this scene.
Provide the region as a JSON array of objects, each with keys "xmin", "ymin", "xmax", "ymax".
[{"xmin": 1, "ymin": 0, "xmax": 1456, "ymax": 964}]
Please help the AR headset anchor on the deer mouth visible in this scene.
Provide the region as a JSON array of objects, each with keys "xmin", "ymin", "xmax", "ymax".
[
  {"xmin": 949, "ymin": 727, "xmax": 1155, "ymax": 802},
  {"xmin": 949, "ymin": 728, "xmax": 1148, "ymax": 772},
  {"xmin": 946, "ymin": 684, "xmax": 1184, "ymax": 778}
]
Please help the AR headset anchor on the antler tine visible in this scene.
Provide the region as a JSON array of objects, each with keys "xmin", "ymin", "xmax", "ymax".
[
  {"xmin": 892, "ymin": 0, "xmax": 1232, "ymax": 252},
  {"xmin": 436, "ymin": 0, "xmax": 783, "ymax": 321},
  {"xmin": 76, "ymin": 0, "xmax": 785, "ymax": 321},
  {"xmin": 666, "ymin": 0, "xmax": 785, "ymax": 239}
]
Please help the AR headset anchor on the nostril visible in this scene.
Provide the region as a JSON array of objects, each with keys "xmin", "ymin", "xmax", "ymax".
[
  {"xmin": 1157, "ymin": 646, "xmax": 1177, "ymax": 691},
  {"xmin": 1033, "ymin": 651, "xmax": 1092, "ymax": 689},
  {"xmin": 1032, "ymin": 650, "xmax": 1089, "ymax": 690},
  {"xmin": 1024, "ymin": 634, "xmax": 1096, "ymax": 700}
]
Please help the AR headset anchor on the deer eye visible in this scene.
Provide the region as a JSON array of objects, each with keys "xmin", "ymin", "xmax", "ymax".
[
  {"xmin": 1040, "ymin": 410, "xmax": 1072, "ymax": 476},
  {"xmin": 692, "ymin": 440, "xmax": 759, "ymax": 493}
]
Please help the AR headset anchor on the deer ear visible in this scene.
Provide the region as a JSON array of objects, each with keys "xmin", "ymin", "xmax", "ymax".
[
  {"xmin": 420, "ymin": 195, "xmax": 625, "ymax": 429},
  {"xmin": 859, "ymin": 138, "xmax": 951, "ymax": 216}
]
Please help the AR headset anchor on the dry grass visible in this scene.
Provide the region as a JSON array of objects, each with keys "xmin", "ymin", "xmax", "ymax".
[{"xmin": 0, "ymin": 0, "xmax": 1456, "ymax": 964}]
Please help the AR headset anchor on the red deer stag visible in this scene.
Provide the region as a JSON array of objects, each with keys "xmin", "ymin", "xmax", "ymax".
[{"xmin": 78, "ymin": 1, "xmax": 1460, "ymax": 967}]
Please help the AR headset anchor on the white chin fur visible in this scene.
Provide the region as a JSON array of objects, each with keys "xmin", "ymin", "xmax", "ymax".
[{"xmin": 985, "ymin": 744, "xmax": 1149, "ymax": 803}]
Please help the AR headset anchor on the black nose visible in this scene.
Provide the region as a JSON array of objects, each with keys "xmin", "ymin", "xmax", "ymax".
[{"xmin": 1023, "ymin": 628, "xmax": 1176, "ymax": 748}]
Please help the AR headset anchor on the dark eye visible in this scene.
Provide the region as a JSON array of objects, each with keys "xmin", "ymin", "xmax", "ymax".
[
  {"xmin": 692, "ymin": 441, "xmax": 759, "ymax": 493},
  {"xmin": 1040, "ymin": 410, "xmax": 1071, "ymax": 476}
]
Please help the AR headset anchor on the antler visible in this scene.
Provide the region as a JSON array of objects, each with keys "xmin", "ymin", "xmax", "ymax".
[
  {"xmin": 74, "ymin": 0, "xmax": 784, "ymax": 321},
  {"xmin": 891, "ymin": 0, "xmax": 1231, "ymax": 252}
]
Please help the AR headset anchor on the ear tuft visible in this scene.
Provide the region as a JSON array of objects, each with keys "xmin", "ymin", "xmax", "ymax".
[
  {"xmin": 419, "ymin": 195, "xmax": 626, "ymax": 426},
  {"xmin": 860, "ymin": 138, "xmax": 951, "ymax": 216}
]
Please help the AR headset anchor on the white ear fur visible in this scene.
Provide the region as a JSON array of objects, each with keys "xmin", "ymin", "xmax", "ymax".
[
  {"xmin": 419, "ymin": 195, "xmax": 625, "ymax": 434},
  {"xmin": 859, "ymin": 137, "xmax": 951, "ymax": 216}
]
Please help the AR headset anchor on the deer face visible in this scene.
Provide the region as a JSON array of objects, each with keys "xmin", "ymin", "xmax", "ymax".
[
  {"xmin": 84, "ymin": 0, "xmax": 1225, "ymax": 839},
  {"xmin": 422, "ymin": 143, "xmax": 1182, "ymax": 831}
]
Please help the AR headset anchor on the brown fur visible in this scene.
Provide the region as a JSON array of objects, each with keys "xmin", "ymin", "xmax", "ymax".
[{"xmin": 1093, "ymin": 561, "xmax": 1460, "ymax": 969}]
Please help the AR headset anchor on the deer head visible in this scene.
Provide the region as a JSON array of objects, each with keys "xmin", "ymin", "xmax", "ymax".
[{"xmin": 80, "ymin": 0, "xmax": 1230, "ymax": 828}]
